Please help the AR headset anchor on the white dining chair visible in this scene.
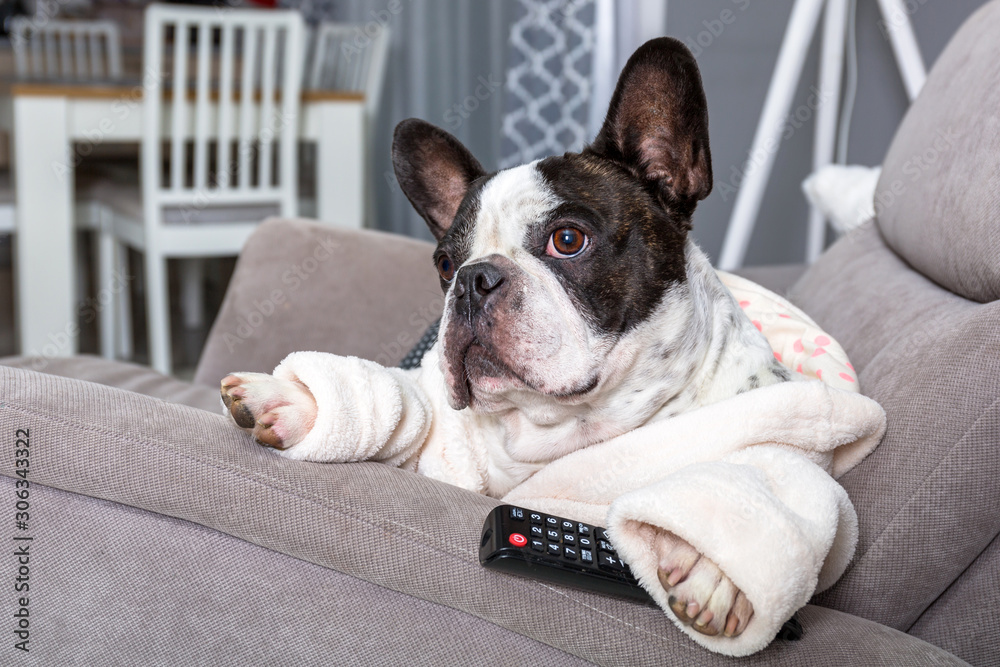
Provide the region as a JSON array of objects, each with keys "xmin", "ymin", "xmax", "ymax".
[
  {"xmin": 91, "ymin": 4, "xmax": 305, "ymax": 375},
  {"xmin": 302, "ymin": 22, "xmax": 390, "ymax": 222},
  {"xmin": 307, "ymin": 22, "xmax": 390, "ymax": 117},
  {"xmin": 9, "ymin": 17, "xmax": 123, "ymax": 80},
  {"xmin": 6, "ymin": 15, "xmax": 125, "ymax": 358}
]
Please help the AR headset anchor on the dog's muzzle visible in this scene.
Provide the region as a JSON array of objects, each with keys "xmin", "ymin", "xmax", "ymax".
[{"xmin": 453, "ymin": 261, "xmax": 505, "ymax": 321}]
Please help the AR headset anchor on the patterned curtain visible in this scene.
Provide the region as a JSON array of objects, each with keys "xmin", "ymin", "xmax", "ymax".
[{"xmin": 500, "ymin": 0, "xmax": 597, "ymax": 169}]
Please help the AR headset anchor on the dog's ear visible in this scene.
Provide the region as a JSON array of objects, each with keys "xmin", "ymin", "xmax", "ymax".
[
  {"xmin": 392, "ymin": 119, "xmax": 486, "ymax": 240},
  {"xmin": 590, "ymin": 38, "xmax": 712, "ymax": 214}
]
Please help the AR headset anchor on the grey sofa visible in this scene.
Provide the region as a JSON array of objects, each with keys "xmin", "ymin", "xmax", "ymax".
[{"xmin": 2, "ymin": 2, "xmax": 999, "ymax": 664}]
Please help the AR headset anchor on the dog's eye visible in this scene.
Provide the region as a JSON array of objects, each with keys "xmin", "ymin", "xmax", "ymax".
[
  {"xmin": 436, "ymin": 254, "xmax": 455, "ymax": 281},
  {"xmin": 547, "ymin": 227, "xmax": 588, "ymax": 258}
]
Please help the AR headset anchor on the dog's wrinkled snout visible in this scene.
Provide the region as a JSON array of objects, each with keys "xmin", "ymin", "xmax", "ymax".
[{"xmin": 454, "ymin": 262, "xmax": 505, "ymax": 320}]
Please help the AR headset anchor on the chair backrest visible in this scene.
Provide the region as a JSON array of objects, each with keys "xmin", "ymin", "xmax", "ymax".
[
  {"xmin": 142, "ymin": 4, "xmax": 305, "ymax": 227},
  {"xmin": 9, "ymin": 17, "xmax": 123, "ymax": 80},
  {"xmin": 307, "ymin": 22, "xmax": 390, "ymax": 118}
]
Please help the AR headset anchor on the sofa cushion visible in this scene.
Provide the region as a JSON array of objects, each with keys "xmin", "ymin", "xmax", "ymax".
[
  {"xmin": 874, "ymin": 0, "xmax": 1000, "ymax": 303},
  {"xmin": 194, "ymin": 218, "xmax": 442, "ymax": 388},
  {"xmin": 0, "ymin": 364, "xmax": 967, "ymax": 664},
  {"xmin": 908, "ymin": 531, "xmax": 1000, "ymax": 667},
  {"xmin": 789, "ymin": 222, "xmax": 1000, "ymax": 632},
  {"xmin": 1, "ymin": 478, "xmax": 590, "ymax": 665}
]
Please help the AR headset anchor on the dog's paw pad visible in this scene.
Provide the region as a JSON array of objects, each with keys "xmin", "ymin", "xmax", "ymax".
[
  {"xmin": 652, "ymin": 528, "xmax": 753, "ymax": 638},
  {"xmin": 220, "ymin": 372, "xmax": 317, "ymax": 450}
]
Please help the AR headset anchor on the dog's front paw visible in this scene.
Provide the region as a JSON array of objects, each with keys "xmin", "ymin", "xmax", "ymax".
[
  {"xmin": 652, "ymin": 528, "xmax": 753, "ymax": 638},
  {"xmin": 221, "ymin": 373, "xmax": 317, "ymax": 450}
]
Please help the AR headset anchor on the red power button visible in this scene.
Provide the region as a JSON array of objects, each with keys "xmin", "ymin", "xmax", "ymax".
[{"xmin": 508, "ymin": 533, "xmax": 527, "ymax": 547}]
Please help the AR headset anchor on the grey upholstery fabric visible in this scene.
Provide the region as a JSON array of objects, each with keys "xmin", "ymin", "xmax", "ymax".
[
  {"xmin": 0, "ymin": 364, "xmax": 966, "ymax": 665},
  {"xmin": 730, "ymin": 264, "xmax": 807, "ymax": 297},
  {"xmin": 909, "ymin": 531, "xmax": 1000, "ymax": 667},
  {"xmin": 790, "ymin": 223, "xmax": 1000, "ymax": 633},
  {"xmin": 0, "ymin": 478, "xmax": 591, "ymax": 666},
  {"xmin": 194, "ymin": 218, "xmax": 442, "ymax": 387},
  {"xmin": 0, "ymin": 354, "xmax": 220, "ymax": 412},
  {"xmin": 874, "ymin": 0, "xmax": 1000, "ymax": 303}
]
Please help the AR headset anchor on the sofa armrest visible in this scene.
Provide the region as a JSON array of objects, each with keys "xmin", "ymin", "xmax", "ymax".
[
  {"xmin": 194, "ymin": 218, "xmax": 442, "ymax": 387},
  {"xmin": 0, "ymin": 365, "xmax": 968, "ymax": 665}
]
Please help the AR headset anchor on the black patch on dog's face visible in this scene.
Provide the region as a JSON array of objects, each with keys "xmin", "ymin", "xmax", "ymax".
[
  {"xmin": 530, "ymin": 153, "xmax": 690, "ymax": 337},
  {"xmin": 393, "ymin": 38, "xmax": 716, "ymax": 410},
  {"xmin": 431, "ymin": 173, "xmax": 494, "ymax": 290}
]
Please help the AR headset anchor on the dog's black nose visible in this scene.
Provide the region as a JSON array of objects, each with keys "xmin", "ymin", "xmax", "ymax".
[{"xmin": 454, "ymin": 262, "xmax": 505, "ymax": 319}]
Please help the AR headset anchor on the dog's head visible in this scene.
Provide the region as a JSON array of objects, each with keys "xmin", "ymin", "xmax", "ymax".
[{"xmin": 392, "ymin": 38, "xmax": 712, "ymax": 412}]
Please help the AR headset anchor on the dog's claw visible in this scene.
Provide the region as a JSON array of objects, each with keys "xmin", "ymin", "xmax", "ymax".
[
  {"xmin": 230, "ymin": 399, "xmax": 256, "ymax": 429},
  {"xmin": 693, "ymin": 610, "xmax": 718, "ymax": 636},
  {"xmin": 668, "ymin": 595, "xmax": 692, "ymax": 623},
  {"xmin": 254, "ymin": 413, "xmax": 287, "ymax": 449}
]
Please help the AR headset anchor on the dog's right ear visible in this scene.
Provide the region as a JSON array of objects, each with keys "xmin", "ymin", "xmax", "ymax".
[{"xmin": 392, "ymin": 119, "xmax": 486, "ymax": 240}]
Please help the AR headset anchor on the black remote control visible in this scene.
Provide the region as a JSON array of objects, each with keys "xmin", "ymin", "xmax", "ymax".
[
  {"xmin": 479, "ymin": 504, "xmax": 804, "ymax": 641},
  {"xmin": 479, "ymin": 504, "xmax": 652, "ymax": 602}
]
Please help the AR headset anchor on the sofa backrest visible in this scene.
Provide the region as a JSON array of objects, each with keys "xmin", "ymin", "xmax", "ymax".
[
  {"xmin": 194, "ymin": 219, "xmax": 441, "ymax": 387},
  {"xmin": 788, "ymin": 0, "xmax": 1000, "ymax": 638}
]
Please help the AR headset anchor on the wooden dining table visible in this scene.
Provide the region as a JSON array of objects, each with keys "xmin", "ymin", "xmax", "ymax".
[{"xmin": 0, "ymin": 78, "xmax": 367, "ymax": 361}]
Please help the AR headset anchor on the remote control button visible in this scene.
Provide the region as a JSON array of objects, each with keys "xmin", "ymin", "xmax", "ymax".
[
  {"xmin": 562, "ymin": 533, "xmax": 576, "ymax": 544},
  {"xmin": 597, "ymin": 528, "xmax": 610, "ymax": 541},
  {"xmin": 530, "ymin": 539, "xmax": 544, "ymax": 552},
  {"xmin": 510, "ymin": 507, "xmax": 525, "ymax": 521},
  {"xmin": 578, "ymin": 523, "xmax": 591, "ymax": 536},
  {"xmin": 598, "ymin": 552, "xmax": 624, "ymax": 572},
  {"xmin": 546, "ymin": 543, "xmax": 561, "ymax": 556},
  {"xmin": 578, "ymin": 536, "xmax": 593, "ymax": 548},
  {"xmin": 529, "ymin": 512, "xmax": 543, "ymax": 524},
  {"xmin": 546, "ymin": 528, "xmax": 560, "ymax": 541},
  {"xmin": 530, "ymin": 525, "xmax": 544, "ymax": 538},
  {"xmin": 598, "ymin": 540, "xmax": 616, "ymax": 554},
  {"xmin": 546, "ymin": 516, "xmax": 559, "ymax": 527},
  {"xmin": 563, "ymin": 546, "xmax": 578, "ymax": 560},
  {"xmin": 508, "ymin": 533, "xmax": 527, "ymax": 547},
  {"xmin": 581, "ymin": 549, "xmax": 594, "ymax": 563},
  {"xmin": 561, "ymin": 520, "xmax": 575, "ymax": 532}
]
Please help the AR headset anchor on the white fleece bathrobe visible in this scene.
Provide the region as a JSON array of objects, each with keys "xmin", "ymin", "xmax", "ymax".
[{"xmin": 268, "ymin": 273, "xmax": 886, "ymax": 657}]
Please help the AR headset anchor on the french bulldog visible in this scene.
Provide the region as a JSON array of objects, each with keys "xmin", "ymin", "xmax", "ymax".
[{"xmin": 220, "ymin": 38, "xmax": 791, "ymax": 639}]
